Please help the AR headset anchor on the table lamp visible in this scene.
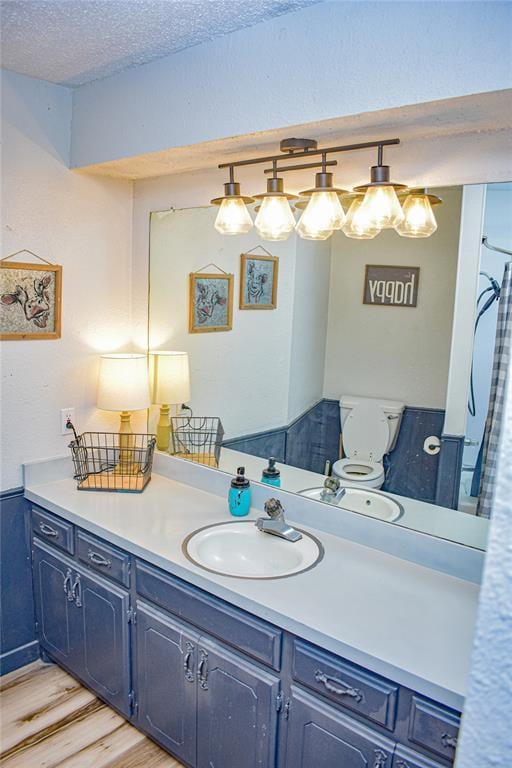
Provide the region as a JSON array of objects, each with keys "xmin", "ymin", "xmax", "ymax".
[
  {"xmin": 97, "ymin": 353, "xmax": 151, "ymax": 472},
  {"xmin": 150, "ymin": 351, "xmax": 191, "ymax": 452}
]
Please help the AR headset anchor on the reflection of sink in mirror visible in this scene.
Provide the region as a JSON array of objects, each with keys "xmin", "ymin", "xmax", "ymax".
[
  {"xmin": 183, "ymin": 521, "xmax": 323, "ymax": 579},
  {"xmin": 298, "ymin": 487, "xmax": 403, "ymax": 522}
]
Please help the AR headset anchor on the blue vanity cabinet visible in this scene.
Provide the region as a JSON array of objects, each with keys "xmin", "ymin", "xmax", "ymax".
[
  {"xmin": 32, "ymin": 538, "xmax": 77, "ymax": 668},
  {"xmin": 392, "ymin": 744, "xmax": 448, "ymax": 768},
  {"xmin": 75, "ymin": 566, "xmax": 131, "ymax": 717},
  {"xmin": 196, "ymin": 634, "xmax": 281, "ymax": 768},
  {"xmin": 136, "ymin": 601, "xmax": 199, "ymax": 766},
  {"xmin": 284, "ymin": 686, "xmax": 396, "ymax": 768},
  {"xmin": 32, "ymin": 536, "xmax": 132, "ymax": 718}
]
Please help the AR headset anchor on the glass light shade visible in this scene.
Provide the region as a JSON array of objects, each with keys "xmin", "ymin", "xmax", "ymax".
[
  {"xmin": 300, "ymin": 190, "xmax": 345, "ymax": 232},
  {"xmin": 395, "ymin": 194, "xmax": 438, "ymax": 237},
  {"xmin": 342, "ymin": 197, "xmax": 381, "ymax": 239},
  {"xmin": 359, "ymin": 185, "xmax": 404, "ymax": 229},
  {"xmin": 150, "ymin": 351, "xmax": 191, "ymax": 405},
  {"xmin": 295, "ymin": 213, "xmax": 332, "ymax": 240},
  {"xmin": 97, "ymin": 354, "xmax": 150, "ymax": 412},
  {"xmin": 254, "ymin": 195, "xmax": 295, "ymax": 241},
  {"xmin": 214, "ymin": 197, "xmax": 253, "ymax": 235}
]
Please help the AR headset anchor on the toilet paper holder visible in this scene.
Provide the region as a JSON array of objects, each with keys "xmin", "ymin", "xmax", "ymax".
[{"xmin": 423, "ymin": 436, "xmax": 441, "ymax": 455}]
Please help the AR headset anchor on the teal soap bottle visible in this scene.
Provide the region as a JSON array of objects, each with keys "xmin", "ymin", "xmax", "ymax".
[
  {"xmin": 261, "ymin": 457, "xmax": 281, "ymax": 488},
  {"xmin": 228, "ymin": 467, "xmax": 251, "ymax": 517}
]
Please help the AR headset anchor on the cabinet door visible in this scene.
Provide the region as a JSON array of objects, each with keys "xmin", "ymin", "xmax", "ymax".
[
  {"xmin": 196, "ymin": 635, "xmax": 280, "ymax": 768},
  {"xmin": 74, "ymin": 567, "xmax": 131, "ymax": 717},
  {"xmin": 32, "ymin": 539, "xmax": 78, "ymax": 668},
  {"xmin": 136, "ymin": 601, "xmax": 198, "ymax": 766},
  {"xmin": 285, "ymin": 686, "xmax": 395, "ymax": 768}
]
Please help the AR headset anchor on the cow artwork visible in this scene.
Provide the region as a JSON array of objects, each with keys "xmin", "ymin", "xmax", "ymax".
[
  {"xmin": 240, "ymin": 253, "xmax": 278, "ymax": 310},
  {"xmin": 0, "ymin": 262, "xmax": 62, "ymax": 340},
  {"xmin": 189, "ymin": 272, "xmax": 233, "ymax": 333}
]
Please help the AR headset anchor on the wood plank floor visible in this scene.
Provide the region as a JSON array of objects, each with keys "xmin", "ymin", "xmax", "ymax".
[{"xmin": 0, "ymin": 661, "xmax": 184, "ymax": 768}]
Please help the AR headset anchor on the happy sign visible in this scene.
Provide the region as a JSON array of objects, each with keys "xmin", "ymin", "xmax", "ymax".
[{"xmin": 363, "ymin": 265, "xmax": 420, "ymax": 307}]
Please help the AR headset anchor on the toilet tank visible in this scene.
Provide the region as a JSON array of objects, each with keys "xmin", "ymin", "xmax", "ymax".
[{"xmin": 340, "ymin": 395, "xmax": 405, "ymax": 457}]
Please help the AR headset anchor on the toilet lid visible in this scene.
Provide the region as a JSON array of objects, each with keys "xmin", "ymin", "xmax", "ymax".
[{"xmin": 343, "ymin": 401, "xmax": 389, "ymax": 462}]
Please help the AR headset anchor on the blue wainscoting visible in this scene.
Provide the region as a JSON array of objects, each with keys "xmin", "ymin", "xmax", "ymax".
[
  {"xmin": 225, "ymin": 401, "xmax": 464, "ymax": 505},
  {"xmin": 0, "ymin": 488, "xmax": 38, "ymax": 675},
  {"xmin": 435, "ymin": 434, "xmax": 465, "ymax": 510},
  {"xmin": 383, "ymin": 407, "xmax": 446, "ymax": 503}
]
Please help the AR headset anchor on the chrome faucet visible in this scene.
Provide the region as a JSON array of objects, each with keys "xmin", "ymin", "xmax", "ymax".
[
  {"xmin": 256, "ymin": 499, "xmax": 302, "ymax": 542},
  {"xmin": 320, "ymin": 476, "xmax": 347, "ymax": 503}
]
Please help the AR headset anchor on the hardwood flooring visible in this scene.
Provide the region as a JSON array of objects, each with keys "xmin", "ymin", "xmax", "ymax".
[{"xmin": 0, "ymin": 661, "xmax": 184, "ymax": 768}]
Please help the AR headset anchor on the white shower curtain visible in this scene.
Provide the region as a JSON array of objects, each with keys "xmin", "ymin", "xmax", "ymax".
[{"xmin": 477, "ymin": 262, "xmax": 512, "ymax": 517}]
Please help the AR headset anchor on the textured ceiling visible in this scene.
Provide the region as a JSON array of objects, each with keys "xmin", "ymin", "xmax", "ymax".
[{"xmin": 0, "ymin": 0, "xmax": 319, "ymax": 87}]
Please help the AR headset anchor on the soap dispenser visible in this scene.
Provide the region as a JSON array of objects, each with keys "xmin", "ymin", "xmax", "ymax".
[
  {"xmin": 261, "ymin": 457, "xmax": 281, "ymax": 487},
  {"xmin": 228, "ymin": 467, "xmax": 251, "ymax": 517}
]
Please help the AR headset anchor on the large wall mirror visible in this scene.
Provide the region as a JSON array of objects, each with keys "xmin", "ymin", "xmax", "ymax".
[{"xmin": 148, "ymin": 182, "xmax": 512, "ymax": 550}]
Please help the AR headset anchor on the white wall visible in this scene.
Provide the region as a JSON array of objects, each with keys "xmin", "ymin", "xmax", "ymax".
[
  {"xmin": 0, "ymin": 70, "xmax": 135, "ymax": 491},
  {"xmin": 288, "ymin": 236, "xmax": 330, "ymax": 420},
  {"xmin": 71, "ymin": 1, "xmax": 512, "ymax": 168},
  {"xmin": 323, "ymin": 187, "xmax": 462, "ymax": 408},
  {"xmin": 148, "ymin": 206, "xmax": 296, "ymax": 438}
]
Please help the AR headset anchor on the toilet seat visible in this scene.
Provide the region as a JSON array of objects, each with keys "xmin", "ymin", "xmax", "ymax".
[{"xmin": 332, "ymin": 458, "xmax": 384, "ymax": 486}]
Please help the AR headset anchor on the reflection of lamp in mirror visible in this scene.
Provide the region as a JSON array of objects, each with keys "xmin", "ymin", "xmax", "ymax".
[
  {"xmin": 97, "ymin": 354, "xmax": 151, "ymax": 472},
  {"xmin": 395, "ymin": 189, "xmax": 440, "ymax": 238},
  {"xmin": 150, "ymin": 351, "xmax": 191, "ymax": 452}
]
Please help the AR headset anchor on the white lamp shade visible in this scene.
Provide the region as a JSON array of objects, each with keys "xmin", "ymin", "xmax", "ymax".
[
  {"xmin": 151, "ymin": 351, "xmax": 191, "ymax": 405},
  {"xmin": 97, "ymin": 354, "xmax": 150, "ymax": 412}
]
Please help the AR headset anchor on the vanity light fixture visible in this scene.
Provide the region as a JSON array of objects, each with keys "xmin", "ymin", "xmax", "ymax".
[
  {"xmin": 341, "ymin": 194, "xmax": 381, "ymax": 239},
  {"xmin": 210, "ymin": 167, "xmax": 254, "ymax": 235},
  {"xmin": 253, "ymin": 162, "xmax": 296, "ymax": 241},
  {"xmin": 211, "ymin": 136, "xmax": 439, "ymax": 240},
  {"xmin": 353, "ymin": 145, "xmax": 406, "ymax": 230},
  {"xmin": 395, "ymin": 188, "xmax": 441, "ymax": 238}
]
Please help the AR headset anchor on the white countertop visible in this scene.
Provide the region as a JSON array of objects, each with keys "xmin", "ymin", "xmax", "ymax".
[{"xmin": 24, "ymin": 467, "xmax": 480, "ymax": 711}]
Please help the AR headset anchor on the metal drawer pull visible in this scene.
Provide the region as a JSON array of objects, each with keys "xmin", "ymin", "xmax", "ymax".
[
  {"xmin": 198, "ymin": 649, "xmax": 208, "ymax": 690},
  {"xmin": 63, "ymin": 569, "xmax": 73, "ymax": 600},
  {"xmin": 87, "ymin": 549, "xmax": 112, "ymax": 568},
  {"xmin": 441, "ymin": 733, "xmax": 458, "ymax": 750},
  {"xmin": 39, "ymin": 521, "xmax": 58, "ymax": 537},
  {"xmin": 183, "ymin": 641, "xmax": 195, "ymax": 682},
  {"xmin": 314, "ymin": 669, "xmax": 363, "ymax": 703},
  {"xmin": 71, "ymin": 574, "xmax": 82, "ymax": 607}
]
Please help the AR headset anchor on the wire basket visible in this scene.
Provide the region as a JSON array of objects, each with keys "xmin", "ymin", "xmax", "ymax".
[
  {"xmin": 171, "ymin": 416, "xmax": 224, "ymax": 467},
  {"xmin": 69, "ymin": 431, "xmax": 156, "ymax": 493}
]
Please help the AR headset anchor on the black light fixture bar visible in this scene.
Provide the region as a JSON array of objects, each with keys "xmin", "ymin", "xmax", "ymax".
[
  {"xmin": 263, "ymin": 159, "xmax": 337, "ymax": 174},
  {"xmin": 218, "ymin": 137, "xmax": 400, "ymax": 172}
]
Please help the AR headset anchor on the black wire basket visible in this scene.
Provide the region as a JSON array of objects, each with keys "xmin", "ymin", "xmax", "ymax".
[
  {"xmin": 69, "ymin": 430, "xmax": 156, "ymax": 493},
  {"xmin": 171, "ymin": 416, "xmax": 224, "ymax": 467}
]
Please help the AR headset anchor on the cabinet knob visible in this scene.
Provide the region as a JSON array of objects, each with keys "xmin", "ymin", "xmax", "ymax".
[
  {"xmin": 87, "ymin": 549, "xmax": 112, "ymax": 568},
  {"xmin": 183, "ymin": 642, "xmax": 195, "ymax": 683},
  {"xmin": 314, "ymin": 669, "xmax": 363, "ymax": 703},
  {"xmin": 71, "ymin": 574, "xmax": 82, "ymax": 607},
  {"xmin": 441, "ymin": 732, "xmax": 458, "ymax": 750},
  {"xmin": 198, "ymin": 649, "xmax": 209, "ymax": 690},
  {"xmin": 63, "ymin": 569, "xmax": 73, "ymax": 600},
  {"xmin": 39, "ymin": 521, "xmax": 58, "ymax": 538}
]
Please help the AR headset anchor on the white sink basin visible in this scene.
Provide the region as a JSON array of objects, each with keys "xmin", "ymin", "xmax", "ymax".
[
  {"xmin": 298, "ymin": 487, "xmax": 403, "ymax": 522},
  {"xmin": 183, "ymin": 521, "xmax": 323, "ymax": 579}
]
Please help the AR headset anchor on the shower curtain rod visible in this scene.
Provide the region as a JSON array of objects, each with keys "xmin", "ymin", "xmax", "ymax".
[{"xmin": 482, "ymin": 236, "xmax": 512, "ymax": 258}]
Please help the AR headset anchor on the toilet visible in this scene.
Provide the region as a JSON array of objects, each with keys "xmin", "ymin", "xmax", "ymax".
[{"xmin": 332, "ymin": 395, "xmax": 404, "ymax": 489}]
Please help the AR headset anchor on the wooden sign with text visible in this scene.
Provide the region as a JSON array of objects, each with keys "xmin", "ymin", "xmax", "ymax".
[{"xmin": 363, "ymin": 265, "xmax": 419, "ymax": 307}]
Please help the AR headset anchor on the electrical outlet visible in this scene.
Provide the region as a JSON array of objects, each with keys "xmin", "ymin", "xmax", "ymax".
[{"xmin": 60, "ymin": 408, "xmax": 75, "ymax": 435}]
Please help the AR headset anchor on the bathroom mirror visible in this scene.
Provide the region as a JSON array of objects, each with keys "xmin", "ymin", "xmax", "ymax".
[{"xmin": 148, "ymin": 182, "xmax": 511, "ymax": 549}]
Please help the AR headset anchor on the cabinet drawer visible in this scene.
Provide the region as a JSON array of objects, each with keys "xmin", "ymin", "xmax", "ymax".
[
  {"xmin": 292, "ymin": 638, "xmax": 398, "ymax": 730},
  {"xmin": 76, "ymin": 530, "xmax": 130, "ymax": 587},
  {"xmin": 32, "ymin": 508, "xmax": 74, "ymax": 554},
  {"xmin": 135, "ymin": 560, "xmax": 282, "ymax": 670},
  {"xmin": 408, "ymin": 696, "xmax": 459, "ymax": 761}
]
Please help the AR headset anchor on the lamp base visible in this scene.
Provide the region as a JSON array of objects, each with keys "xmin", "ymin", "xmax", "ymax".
[
  {"xmin": 156, "ymin": 404, "xmax": 171, "ymax": 452},
  {"xmin": 117, "ymin": 410, "xmax": 141, "ymax": 474}
]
